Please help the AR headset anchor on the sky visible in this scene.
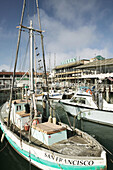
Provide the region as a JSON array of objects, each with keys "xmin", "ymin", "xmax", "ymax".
[{"xmin": 1, "ymin": 0, "xmax": 113, "ymax": 71}]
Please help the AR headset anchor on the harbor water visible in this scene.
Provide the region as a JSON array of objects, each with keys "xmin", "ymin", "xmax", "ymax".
[{"xmin": 0, "ymin": 100, "xmax": 113, "ymax": 169}]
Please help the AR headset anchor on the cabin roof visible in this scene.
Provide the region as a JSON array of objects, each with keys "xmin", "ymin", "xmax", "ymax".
[{"xmin": 32, "ymin": 122, "xmax": 66, "ymax": 135}]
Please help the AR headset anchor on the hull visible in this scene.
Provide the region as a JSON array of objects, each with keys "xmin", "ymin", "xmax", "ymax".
[
  {"xmin": 49, "ymin": 92, "xmax": 63, "ymax": 100},
  {"xmin": 0, "ymin": 118, "xmax": 106, "ymax": 170},
  {"xmin": 60, "ymin": 101, "xmax": 113, "ymax": 126}
]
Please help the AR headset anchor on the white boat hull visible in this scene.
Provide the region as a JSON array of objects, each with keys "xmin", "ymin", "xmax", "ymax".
[{"xmin": 60, "ymin": 100, "xmax": 113, "ymax": 126}]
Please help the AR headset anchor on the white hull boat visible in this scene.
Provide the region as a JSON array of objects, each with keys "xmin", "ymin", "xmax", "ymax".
[{"xmin": 60, "ymin": 89, "xmax": 113, "ymax": 126}]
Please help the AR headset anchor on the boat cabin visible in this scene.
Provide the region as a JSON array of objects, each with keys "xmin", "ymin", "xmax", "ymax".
[
  {"xmin": 31, "ymin": 122, "xmax": 67, "ymax": 146},
  {"xmin": 70, "ymin": 94, "xmax": 97, "ymax": 108},
  {"xmin": 10, "ymin": 100, "xmax": 30, "ymax": 130}
]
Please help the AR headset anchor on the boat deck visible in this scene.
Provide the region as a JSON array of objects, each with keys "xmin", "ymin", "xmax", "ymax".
[
  {"xmin": 14, "ymin": 125, "xmax": 101, "ymax": 157},
  {"xmin": 0, "ymin": 103, "xmax": 102, "ymax": 158}
]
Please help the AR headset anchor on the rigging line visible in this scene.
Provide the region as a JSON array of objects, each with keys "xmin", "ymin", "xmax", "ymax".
[
  {"xmin": 110, "ymin": 159, "xmax": 113, "ymax": 164},
  {"xmin": 101, "ymin": 144, "xmax": 113, "ymax": 156},
  {"xmin": 16, "ymin": 70, "xmax": 29, "ymax": 84},
  {"xmin": 65, "ymin": 112, "xmax": 72, "ymax": 130},
  {"xmin": 33, "ymin": 0, "xmax": 36, "ymax": 20},
  {"xmin": 21, "ymin": 36, "xmax": 30, "ymax": 71},
  {"xmin": 27, "ymin": 0, "xmax": 30, "ymax": 21},
  {"xmin": 36, "ymin": 0, "xmax": 49, "ymax": 93},
  {"xmin": 28, "ymin": 144, "xmax": 32, "ymax": 170},
  {"xmin": 0, "ymin": 142, "xmax": 8, "ymax": 152}
]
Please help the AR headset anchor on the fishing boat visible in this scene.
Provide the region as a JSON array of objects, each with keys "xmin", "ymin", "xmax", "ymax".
[
  {"xmin": 59, "ymin": 86, "xmax": 113, "ymax": 126},
  {"xmin": 0, "ymin": 0, "xmax": 107, "ymax": 169}
]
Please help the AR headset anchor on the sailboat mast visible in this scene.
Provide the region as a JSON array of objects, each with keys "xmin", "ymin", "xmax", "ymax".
[
  {"xmin": 29, "ymin": 20, "xmax": 38, "ymax": 118},
  {"xmin": 7, "ymin": 0, "xmax": 26, "ymax": 127},
  {"xmin": 36, "ymin": 0, "xmax": 49, "ymax": 92},
  {"xmin": 30, "ymin": 20, "xmax": 34, "ymax": 93}
]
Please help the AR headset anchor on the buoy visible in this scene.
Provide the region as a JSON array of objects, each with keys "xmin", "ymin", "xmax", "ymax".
[
  {"xmin": 1, "ymin": 133, "xmax": 5, "ymax": 143},
  {"xmin": 48, "ymin": 115, "xmax": 53, "ymax": 123},
  {"xmin": 32, "ymin": 119, "xmax": 39, "ymax": 126},
  {"xmin": 53, "ymin": 110, "xmax": 56, "ymax": 124},
  {"xmin": 86, "ymin": 89, "xmax": 92, "ymax": 95},
  {"xmin": 24, "ymin": 123, "xmax": 30, "ymax": 131}
]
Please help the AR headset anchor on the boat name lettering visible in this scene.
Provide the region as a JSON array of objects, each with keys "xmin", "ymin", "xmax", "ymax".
[{"xmin": 44, "ymin": 153, "xmax": 94, "ymax": 166}]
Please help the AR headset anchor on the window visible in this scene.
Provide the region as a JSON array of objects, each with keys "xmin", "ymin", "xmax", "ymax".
[
  {"xmin": 17, "ymin": 105, "xmax": 21, "ymax": 111},
  {"xmin": 70, "ymin": 97, "xmax": 86, "ymax": 104}
]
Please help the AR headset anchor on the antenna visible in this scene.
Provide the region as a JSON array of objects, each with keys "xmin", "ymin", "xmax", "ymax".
[{"xmin": 54, "ymin": 53, "xmax": 56, "ymax": 68}]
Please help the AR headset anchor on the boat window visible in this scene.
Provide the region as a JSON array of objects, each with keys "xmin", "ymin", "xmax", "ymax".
[
  {"xmin": 70, "ymin": 97, "xmax": 79, "ymax": 103},
  {"xmin": 79, "ymin": 98, "xmax": 91, "ymax": 106},
  {"xmin": 85, "ymin": 100, "xmax": 91, "ymax": 106},
  {"xmin": 80, "ymin": 99, "xmax": 85, "ymax": 104},
  {"xmin": 17, "ymin": 105, "xmax": 21, "ymax": 111},
  {"xmin": 70, "ymin": 97, "xmax": 86, "ymax": 104}
]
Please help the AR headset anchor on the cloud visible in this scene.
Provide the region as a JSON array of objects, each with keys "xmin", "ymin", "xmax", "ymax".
[
  {"xmin": 38, "ymin": 0, "xmax": 113, "ymax": 69},
  {"xmin": 0, "ymin": 64, "xmax": 11, "ymax": 72},
  {"xmin": 38, "ymin": 7, "xmax": 102, "ymax": 68},
  {"xmin": 40, "ymin": 9, "xmax": 97, "ymax": 50},
  {"xmin": 1, "ymin": 0, "xmax": 113, "ymax": 71},
  {"xmin": 76, "ymin": 48, "xmax": 112, "ymax": 60}
]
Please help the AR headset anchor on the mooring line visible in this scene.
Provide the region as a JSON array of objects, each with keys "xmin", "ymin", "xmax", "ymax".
[{"xmin": 0, "ymin": 142, "xmax": 8, "ymax": 152}]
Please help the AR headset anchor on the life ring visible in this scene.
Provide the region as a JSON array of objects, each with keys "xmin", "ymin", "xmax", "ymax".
[
  {"xmin": 86, "ymin": 89, "xmax": 92, "ymax": 95},
  {"xmin": 32, "ymin": 119, "xmax": 39, "ymax": 125}
]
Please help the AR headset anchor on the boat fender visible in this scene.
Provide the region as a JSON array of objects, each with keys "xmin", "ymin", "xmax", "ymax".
[
  {"xmin": 48, "ymin": 116, "xmax": 53, "ymax": 123},
  {"xmin": 24, "ymin": 123, "xmax": 30, "ymax": 131},
  {"xmin": 53, "ymin": 117, "xmax": 56, "ymax": 124},
  {"xmin": 1, "ymin": 133, "xmax": 5, "ymax": 143}
]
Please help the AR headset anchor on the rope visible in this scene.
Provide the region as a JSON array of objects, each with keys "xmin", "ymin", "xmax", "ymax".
[
  {"xmin": 27, "ymin": 0, "xmax": 30, "ymax": 21},
  {"xmin": 0, "ymin": 142, "xmax": 8, "ymax": 152},
  {"xmin": 21, "ymin": 34, "xmax": 30, "ymax": 71},
  {"xmin": 110, "ymin": 159, "xmax": 113, "ymax": 164},
  {"xmin": 73, "ymin": 116, "xmax": 76, "ymax": 130},
  {"xmin": 29, "ymin": 149, "xmax": 31, "ymax": 170},
  {"xmin": 65, "ymin": 112, "xmax": 72, "ymax": 129}
]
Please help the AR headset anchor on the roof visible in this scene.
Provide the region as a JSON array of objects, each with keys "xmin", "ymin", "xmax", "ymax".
[
  {"xmin": 0, "ymin": 72, "xmax": 46, "ymax": 76},
  {"xmin": 95, "ymin": 55, "xmax": 105, "ymax": 60},
  {"xmin": 76, "ymin": 58, "xmax": 113, "ymax": 69},
  {"xmin": 55, "ymin": 60, "xmax": 86, "ymax": 70}
]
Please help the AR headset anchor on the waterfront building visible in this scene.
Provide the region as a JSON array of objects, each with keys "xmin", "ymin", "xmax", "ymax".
[
  {"xmin": 0, "ymin": 72, "xmax": 44, "ymax": 89},
  {"xmin": 54, "ymin": 59, "xmax": 89, "ymax": 88},
  {"xmin": 76, "ymin": 57, "xmax": 113, "ymax": 86},
  {"xmin": 53, "ymin": 56, "xmax": 113, "ymax": 93}
]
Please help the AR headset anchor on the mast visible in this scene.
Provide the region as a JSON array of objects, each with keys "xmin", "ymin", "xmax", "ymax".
[
  {"xmin": 30, "ymin": 20, "xmax": 34, "ymax": 117},
  {"xmin": 7, "ymin": 0, "xmax": 26, "ymax": 127},
  {"xmin": 36, "ymin": 0, "xmax": 49, "ymax": 92},
  {"xmin": 30, "ymin": 20, "xmax": 34, "ymax": 93},
  {"xmin": 29, "ymin": 20, "xmax": 37, "ymax": 118}
]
